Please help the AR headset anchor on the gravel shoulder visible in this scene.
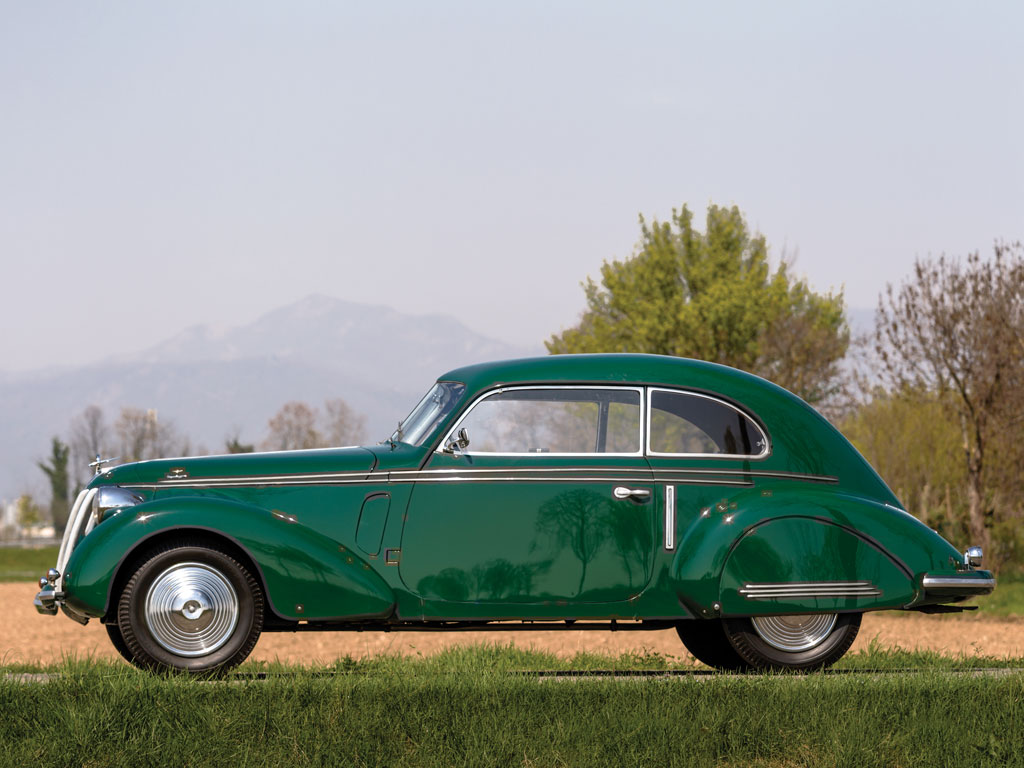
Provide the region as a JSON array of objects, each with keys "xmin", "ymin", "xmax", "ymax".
[{"xmin": 3, "ymin": 582, "xmax": 1021, "ymax": 667}]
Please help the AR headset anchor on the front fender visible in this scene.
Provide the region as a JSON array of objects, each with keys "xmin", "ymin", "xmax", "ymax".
[
  {"xmin": 671, "ymin": 487, "xmax": 962, "ymax": 617},
  {"xmin": 63, "ymin": 497, "xmax": 395, "ymax": 622}
]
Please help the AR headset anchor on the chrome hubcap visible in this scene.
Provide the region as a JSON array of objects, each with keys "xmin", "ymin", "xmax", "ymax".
[
  {"xmin": 750, "ymin": 613, "xmax": 838, "ymax": 652},
  {"xmin": 144, "ymin": 562, "xmax": 239, "ymax": 657}
]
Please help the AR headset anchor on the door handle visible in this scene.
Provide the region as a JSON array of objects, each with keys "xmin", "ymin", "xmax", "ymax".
[{"xmin": 613, "ymin": 486, "xmax": 651, "ymax": 501}]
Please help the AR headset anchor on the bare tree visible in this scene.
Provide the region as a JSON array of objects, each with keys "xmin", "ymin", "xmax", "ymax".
[
  {"xmin": 69, "ymin": 405, "xmax": 109, "ymax": 485},
  {"xmin": 224, "ymin": 428, "xmax": 255, "ymax": 454},
  {"xmin": 875, "ymin": 242, "xmax": 1024, "ymax": 558},
  {"xmin": 263, "ymin": 402, "xmax": 322, "ymax": 451},
  {"xmin": 323, "ymin": 398, "xmax": 368, "ymax": 446},
  {"xmin": 114, "ymin": 407, "xmax": 187, "ymax": 462}
]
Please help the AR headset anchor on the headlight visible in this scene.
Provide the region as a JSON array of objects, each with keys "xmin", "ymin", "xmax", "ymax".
[{"xmin": 92, "ymin": 486, "xmax": 145, "ymax": 526}]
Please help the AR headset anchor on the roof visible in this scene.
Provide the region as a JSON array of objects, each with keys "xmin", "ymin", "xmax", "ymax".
[{"xmin": 439, "ymin": 353, "xmax": 792, "ymax": 406}]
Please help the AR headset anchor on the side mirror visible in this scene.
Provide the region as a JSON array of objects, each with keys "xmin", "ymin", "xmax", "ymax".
[{"xmin": 443, "ymin": 428, "xmax": 471, "ymax": 454}]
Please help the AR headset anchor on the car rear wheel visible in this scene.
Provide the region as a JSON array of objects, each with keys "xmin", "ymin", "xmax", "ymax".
[
  {"xmin": 723, "ymin": 612, "xmax": 861, "ymax": 671},
  {"xmin": 675, "ymin": 619, "xmax": 750, "ymax": 671},
  {"xmin": 116, "ymin": 540, "xmax": 263, "ymax": 673}
]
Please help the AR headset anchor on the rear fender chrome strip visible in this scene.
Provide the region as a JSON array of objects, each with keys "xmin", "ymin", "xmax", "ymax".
[{"xmin": 739, "ymin": 581, "xmax": 881, "ymax": 599}]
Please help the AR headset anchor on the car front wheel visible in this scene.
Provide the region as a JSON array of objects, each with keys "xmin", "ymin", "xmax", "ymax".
[
  {"xmin": 116, "ymin": 540, "xmax": 263, "ymax": 673},
  {"xmin": 723, "ymin": 612, "xmax": 861, "ymax": 671}
]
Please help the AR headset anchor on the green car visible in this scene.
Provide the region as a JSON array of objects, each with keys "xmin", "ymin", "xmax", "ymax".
[{"xmin": 34, "ymin": 354, "xmax": 994, "ymax": 672}]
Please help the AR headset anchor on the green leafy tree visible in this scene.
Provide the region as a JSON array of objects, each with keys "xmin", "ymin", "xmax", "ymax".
[
  {"xmin": 841, "ymin": 388, "xmax": 967, "ymax": 533},
  {"xmin": 16, "ymin": 494, "xmax": 44, "ymax": 529},
  {"xmin": 547, "ymin": 204, "xmax": 848, "ymax": 404},
  {"xmin": 37, "ymin": 437, "xmax": 71, "ymax": 534}
]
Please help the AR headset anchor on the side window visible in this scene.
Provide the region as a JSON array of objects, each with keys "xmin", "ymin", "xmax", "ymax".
[
  {"xmin": 648, "ymin": 389, "xmax": 767, "ymax": 457},
  {"xmin": 454, "ymin": 388, "xmax": 641, "ymax": 454}
]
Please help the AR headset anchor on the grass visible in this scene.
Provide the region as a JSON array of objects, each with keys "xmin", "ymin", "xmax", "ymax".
[
  {"xmin": 964, "ymin": 568, "xmax": 1024, "ymax": 617},
  {"xmin": 0, "ymin": 545, "xmax": 58, "ymax": 582},
  {"xmin": 2, "ymin": 645, "xmax": 1022, "ymax": 768}
]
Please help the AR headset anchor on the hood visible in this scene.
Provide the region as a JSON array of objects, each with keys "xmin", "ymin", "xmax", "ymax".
[{"xmin": 93, "ymin": 446, "xmax": 378, "ymax": 487}]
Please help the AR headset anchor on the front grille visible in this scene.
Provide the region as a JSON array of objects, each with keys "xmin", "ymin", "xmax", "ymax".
[{"xmin": 54, "ymin": 488, "xmax": 97, "ymax": 591}]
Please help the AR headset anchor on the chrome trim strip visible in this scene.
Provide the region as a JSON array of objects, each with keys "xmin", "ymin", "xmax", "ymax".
[
  {"xmin": 921, "ymin": 576, "xmax": 997, "ymax": 590},
  {"xmin": 740, "ymin": 581, "xmax": 881, "ymax": 599},
  {"xmin": 646, "ymin": 387, "xmax": 771, "ymax": 460},
  {"xmin": 664, "ymin": 485, "xmax": 675, "ymax": 551},
  {"xmin": 649, "ymin": 468, "xmax": 838, "ymax": 484},
  {"xmin": 157, "ymin": 470, "xmax": 374, "ymax": 486},
  {"xmin": 436, "ymin": 385, "xmax": 647, "ymax": 457},
  {"xmin": 391, "ymin": 467, "xmax": 653, "ymax": 476},
  {"xmin": 135, "ymin": 465, "xmax": 831, "ymax": 490},
  {"xmin": 126, "ymin": 475, "xmax": 752, "ymax": 490}
]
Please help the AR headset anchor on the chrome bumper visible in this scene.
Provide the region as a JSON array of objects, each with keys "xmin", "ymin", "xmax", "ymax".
[
  {"xmin": 34, "ymin": 588, "xmax": 89, "ymax": 624},
  {"xmin": 921, "ymin": 573, "xmax": 996, "ymax": 597},
  {"xmin": 34, "ymin": 588, "xmax": 61, "ymax": 615}
]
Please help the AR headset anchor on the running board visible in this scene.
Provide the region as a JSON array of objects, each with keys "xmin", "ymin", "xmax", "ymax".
[{"xmin": 264, "ymin": 619, "xmax": 678, "ymax": 633}]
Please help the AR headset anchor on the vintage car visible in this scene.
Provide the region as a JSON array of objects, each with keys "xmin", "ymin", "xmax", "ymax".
[{"xmin": 35, "ymin": 354, "xmax": 994, "ymax": 672}]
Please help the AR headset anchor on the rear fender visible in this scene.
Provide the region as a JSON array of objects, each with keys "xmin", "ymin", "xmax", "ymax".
[
  {"xmin": 671, "ymin": 487, "xmax": 961, "ymax": 617},
  {"xmin": 63, "ymin": 497, "xmax": 395, "ymax": 622}
]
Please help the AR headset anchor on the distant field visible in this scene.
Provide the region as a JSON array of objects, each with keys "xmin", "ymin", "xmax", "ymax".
[
  {"xmin": 2, "ymin": 647, "xmax": 1022, "ymax": 768},
  {"xmin": 0, "ymin": 546, "xmax": 57, "ymax": 582}
]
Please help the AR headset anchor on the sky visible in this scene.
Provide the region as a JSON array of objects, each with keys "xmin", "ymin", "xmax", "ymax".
[{"xmin": 1, "ymin": 1, "xmax": 1021, "ymax": 372}]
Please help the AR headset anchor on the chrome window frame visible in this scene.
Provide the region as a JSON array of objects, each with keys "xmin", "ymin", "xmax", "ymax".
[
  {"xmin": 645, "ymin": 387, "xmax": 770, "ymax": 460},
  {"xmin": 437, "ymin": 385, "xmax": 646, "ymax": 458}
]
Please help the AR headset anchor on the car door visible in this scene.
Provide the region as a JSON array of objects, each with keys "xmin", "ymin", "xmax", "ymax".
[
  {"xmin": 398, "ymin": 386, "xmax": 657, "ymax": 612},
  {"xmin": 644, "ymin": 387, "xmax": 772, "ymax": 574}
]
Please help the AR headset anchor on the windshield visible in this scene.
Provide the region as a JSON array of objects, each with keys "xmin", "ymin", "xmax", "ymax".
[{"xmin": 389, "ymin": 381, "xmax": 466, "ymax": 447}]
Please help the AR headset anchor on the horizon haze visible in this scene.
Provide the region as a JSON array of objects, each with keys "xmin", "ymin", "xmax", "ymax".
[{"xmin": 1, "ymin": 2, "xmax": 1021, "ymax": 373}]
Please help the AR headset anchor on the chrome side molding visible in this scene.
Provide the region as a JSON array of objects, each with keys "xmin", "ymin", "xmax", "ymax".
[
  {"xmin": 740, "ymin": 581, "xmax": 882, "ymax": 599},
  {"xmin": 664, "ymin": 485, "xmax": 676, "ymax": 551}
]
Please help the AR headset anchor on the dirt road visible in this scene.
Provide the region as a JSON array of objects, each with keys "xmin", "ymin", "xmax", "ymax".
[{"xmin": 3, "ymin": 583, "xmax": 1021, "ymax": 667}]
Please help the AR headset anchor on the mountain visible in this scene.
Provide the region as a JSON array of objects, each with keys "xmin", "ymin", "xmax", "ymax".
[{"xmin": 0, "ymin": 295, "xmax": 537, "ymax": 504}]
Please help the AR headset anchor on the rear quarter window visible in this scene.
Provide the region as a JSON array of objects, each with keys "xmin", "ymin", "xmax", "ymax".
[{"xmin": 648, "ymin": 389, "xmax": 768, "ymax": 457}]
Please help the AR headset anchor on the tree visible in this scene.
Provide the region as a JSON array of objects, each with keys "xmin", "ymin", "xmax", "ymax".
[
  {"xmin": 15, "ymin": 494, "xmax": 43, "ymax": 529},
  {"xmin": 225, "ymin": 430, "xmax": 255, "ymax": 454},
  {"xmin": 874, "ymin": 242, "xmax": 1024, "ymax": 562},
  {"xmin": 69, "ymin": 405, "xmax": 108, "ymax": 486},
  {"xmin": 841, "ymin": 388, "xmax": 967, "ymax": 534},
  {"xmin": 323, "ymin": 398, "xmax": 368, "ymax": 446},
  {"xmin": 263, "ymin": 402, "xmax": 322, "ymax": 451},
  {"xmin": 547, "ymin": 204, "xmax": 848, "ymax": 404},
  {"xmin": 262, "ymin": 398, "xmax": 368, "ymax": 451},
  {"xmin": 114, "ymin": 407, "xmax": 187, "ymax": 462},
  {"xmin": 115, "ymin": 407, "xmax": 157, "ymax": 462},
  {"xmin": 37, "ymin": 437, "xmax": 71, "ymax": 534}
]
